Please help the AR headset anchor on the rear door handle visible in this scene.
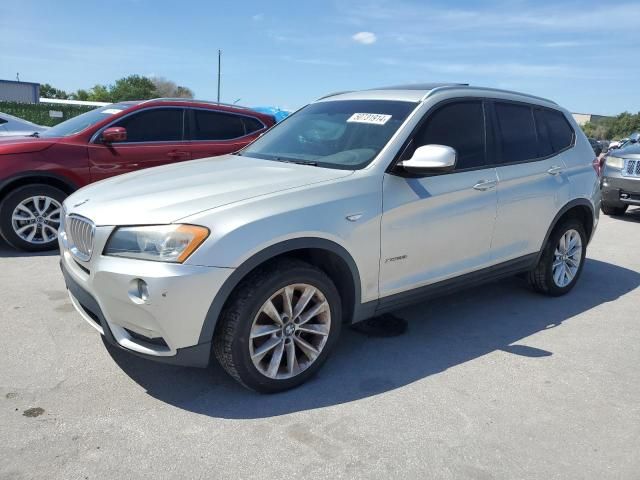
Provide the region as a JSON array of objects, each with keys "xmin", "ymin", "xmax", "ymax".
[
  {"xmin": 473, "ymin": 179, "xmax": 497, "ymax": 191},
  {"xmin": 547, "ymin": 165, "xmax": 563, "ymax": 175},
  {"xmin": 168, "ymin": 150, "xmax": 190, "ymax": 159}
]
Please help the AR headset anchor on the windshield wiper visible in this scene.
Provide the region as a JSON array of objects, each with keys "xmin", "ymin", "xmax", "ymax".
[
  {"xmin": 276, "ymin": 158, "xmax": 318, "ymax": 166},
  {"xmin": 28, "ymin": 131, "xmax": 40, "ymax": 137}
]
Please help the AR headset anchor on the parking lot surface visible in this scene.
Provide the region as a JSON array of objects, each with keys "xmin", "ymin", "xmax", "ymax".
[{"xmin": 1, "ymin": 210, "xmax": 639, "ymax": 479}]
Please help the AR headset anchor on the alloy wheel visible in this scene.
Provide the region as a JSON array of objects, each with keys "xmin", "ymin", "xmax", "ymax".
[
  {"xmin": 11, "ymin": 196, "xmax": 62, "ymax": 245},
  {"xmin": 552, "ymin": 229, "xmax": 583, "ymax": 288},
  {"xmin": 249, "ymin": 283, "xmax": 331, "ymax": 380}
]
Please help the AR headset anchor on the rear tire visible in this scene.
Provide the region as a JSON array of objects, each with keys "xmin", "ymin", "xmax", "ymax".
[
  {"xmin": 213, "ymin": 258, "xmax": 342, "ymax": 393},
  {"xmin": 528, "ymin": 219, "xmax": 587, "ymax": 296},
  {"xmin": 0, "ymin": 184, "xmax": 66, "ymax": 252},
  {"xmin": 601, "ymin": 203, "xmax": 627, "ymax": 216}
]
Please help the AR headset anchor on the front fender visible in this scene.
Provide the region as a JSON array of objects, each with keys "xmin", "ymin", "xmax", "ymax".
[{"xmin": 195, "ymin": 236, "xmax": 363, "ymax": 344}]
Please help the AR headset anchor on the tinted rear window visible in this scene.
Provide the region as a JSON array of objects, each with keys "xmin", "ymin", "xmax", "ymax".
[
  {"xmin": 533, "ymin": 109, "xmax": 554, "ymax": 157},
  {"xmin": 495, "ymin": 102, "xmax": 538, "ymax": 163},
  {"xmin": 191, "ymin": 110, "xmax": 246, "ymax": 140}
]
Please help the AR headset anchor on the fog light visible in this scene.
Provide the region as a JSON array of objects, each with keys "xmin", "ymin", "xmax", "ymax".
[
  {"xmin": 137, "ymin": 279, "xmax": 149, "ymax": 301},
  {"xmin": 128, "ymin": 278, "xmax": 150, "ymax": 304}
]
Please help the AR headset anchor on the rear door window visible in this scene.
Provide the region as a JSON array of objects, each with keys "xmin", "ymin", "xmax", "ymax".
[
  {"xmin": 495, "ymin": 102, "xmax": 538, "ymax": 163},
  {"xmin": 111, "ymin": 108, "xmax": 184, "ymax": 142},
  {"xmin": 190, "ymin": 109, "xmax": 246, "ymax": 140},
  {"xmin": 414, "ymin": 101, "xmax": 487, "ymax": 170},
  {"xmin": 533, "ymin": 109, "xmax": 554, "ymax": 157}
]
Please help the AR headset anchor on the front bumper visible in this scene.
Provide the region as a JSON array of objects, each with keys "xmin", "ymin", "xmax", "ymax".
[
  {"xmin": 601, "ymin": 172, "xmax": 640, "ymax": 207},
  {"xmin": 59, "ymin": 225, "xmax": 234, "ymax": 367}
]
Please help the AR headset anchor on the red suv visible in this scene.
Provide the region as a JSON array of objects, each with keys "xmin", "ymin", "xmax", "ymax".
[{"xmin": 0, "ymin": 99, "xmax": 275, "ymax": 251}]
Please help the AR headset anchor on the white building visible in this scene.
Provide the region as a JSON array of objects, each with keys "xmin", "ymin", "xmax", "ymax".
[{"xmin": 0, "ymin": 79, "xmax": 40, "ymax": 103}]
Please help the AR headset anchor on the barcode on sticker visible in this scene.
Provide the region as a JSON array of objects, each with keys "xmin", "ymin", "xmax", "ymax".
[{"xmin": 347, "ymin": 113, "xmax": 392, "ymax": 125}]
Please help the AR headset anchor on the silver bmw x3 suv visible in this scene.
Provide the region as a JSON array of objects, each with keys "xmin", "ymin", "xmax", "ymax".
[{"xmin": 59, "ymin": 84, "xmax": 600, "ymax": 392}]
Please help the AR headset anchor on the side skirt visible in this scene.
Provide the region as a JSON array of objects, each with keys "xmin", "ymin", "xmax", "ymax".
[{"xmin": 353, "ymin": 253, "xmax": 538, "ymax": 322}]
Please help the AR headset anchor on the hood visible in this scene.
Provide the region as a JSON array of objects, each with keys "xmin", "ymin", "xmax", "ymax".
[
  {"xmin": 611, "ymin": 144, "xmax": 640, "ymax": 158},
  {"xmin": 0, "ymin": 136, "xmax": 58, "ymax": 155},
  {"xmin": 66, "ymin": 155, "xmax": 353, "ymax": 225}
]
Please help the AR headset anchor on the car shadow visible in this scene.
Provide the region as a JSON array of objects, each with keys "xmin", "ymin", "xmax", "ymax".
[
  {"xmin": 611, "ymin": 206, "xmax": 640, "ymax": 224},
  {"xmin": 0, "ymin": 238, "xmax": 59, "ymax": 258},
  {"xmin": 106, "ymin": 258, "xmax": 639, "ymax": 419}
]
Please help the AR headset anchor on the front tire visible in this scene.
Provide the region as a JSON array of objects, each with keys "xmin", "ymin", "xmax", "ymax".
[
  {"xmin": 528, "ymin": 219, "xmax": 587, "ymax": 296},
  {"xmin": 0, "ymin": 184, "xmax": 66, "ymax": 252},
  {"xmin": 601, "ymin": 203, "xmax": 627, "ymax": 216},
  {"xmin": 214, "ymin": 259, "xmax": 342, "ymax": 393}
]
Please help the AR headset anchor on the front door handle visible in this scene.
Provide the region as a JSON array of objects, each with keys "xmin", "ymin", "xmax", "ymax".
[
  {"xmin": 547, "ymin": 165, "xmax": 563, "ymax": 175},
  {"xmin": 473, "ymin": 179, "xmax": 497, "ymax": 191}
]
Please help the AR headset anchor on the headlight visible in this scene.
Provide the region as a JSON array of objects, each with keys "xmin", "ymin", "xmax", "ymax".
[
  {"xmin": 104, "ymin": 225, "xmax": 209, "ymax": 263},
  {"xmin": 605, "ymin": 155, "xmax": 624, "ymax": 169}
]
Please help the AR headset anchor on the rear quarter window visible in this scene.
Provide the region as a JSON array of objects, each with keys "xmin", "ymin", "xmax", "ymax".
[
  {"xmin": 541, "ymin": 109, "xmax": 574, "ymax": 152},
  {"xmin": 242, "ymin": 116, "xmax": 265, "ymax": 134}
]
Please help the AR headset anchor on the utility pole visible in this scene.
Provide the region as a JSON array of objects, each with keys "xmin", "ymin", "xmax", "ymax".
[{"xmin": 217, "ymin": 50, "xmax": 221, "ymax": 103}]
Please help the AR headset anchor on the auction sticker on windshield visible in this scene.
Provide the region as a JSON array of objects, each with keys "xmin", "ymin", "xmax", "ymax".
[{"xmin": 347, "ymin": 113, "xmax": 392, "ymax": 125}]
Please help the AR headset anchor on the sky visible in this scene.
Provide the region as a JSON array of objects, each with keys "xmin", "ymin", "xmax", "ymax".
[{"xmin": 2, "ymin": 0, "xmax": 639, "ymax": 115}]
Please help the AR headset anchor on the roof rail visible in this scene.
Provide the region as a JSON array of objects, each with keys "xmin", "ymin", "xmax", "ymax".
[
  {"xmin": 139, "ymin": 98, "xmax": 251, "ymax": 109},
  {"xmin": 371, "ymin": 83, "xmax": 468, "ymax": 91},
  {"xmin": 316, "ymin": 90, "xmax": 354, "ymax": 101},
  {"xmin": 424, "ymin": 85, "xmax": 557, "ymax": 105}
]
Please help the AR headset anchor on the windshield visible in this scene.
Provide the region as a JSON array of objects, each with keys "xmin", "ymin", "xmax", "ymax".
[
  {"xmin": 38, "ymin": 103, "xmax": 133, "ymax": 138},
  {"xmin": 240, "ymin": 100, "xmax": 417, "ymax": 169}
]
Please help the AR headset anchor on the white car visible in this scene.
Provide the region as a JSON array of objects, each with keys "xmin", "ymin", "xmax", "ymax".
[
  {"xmin": 59, "ymin": 83, "xmax": 600, "ymax": 392},
  {"xmin": 0, "ymin": 112, "xmax": 48, "ymax": 136}
]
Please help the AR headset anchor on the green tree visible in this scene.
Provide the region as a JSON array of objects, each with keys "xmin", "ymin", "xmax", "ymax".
[
  {"xmin": 71, "ymin": 89, "xmax": 90, "ymax": 101},
  {"xmin": 109, "ymin": 75, "xmax": 157, "ymax": 101},
  {"xmin": 39, "ymin": 83, "xmax": 69, "ymax": 99},
  {"xmin": 582, "ymin": 112, "xmax": 640, "ymax": 140},
  {"xmin": 87, "ymin": 84, "xmax": 112, "ymax": 102},
  {"xmin": 39, "ymin": 75, "xmax": 193, "ymax": 104}
]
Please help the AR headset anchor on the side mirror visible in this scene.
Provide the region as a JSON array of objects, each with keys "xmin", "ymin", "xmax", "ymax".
[
  {"xmin": 397, "ymin": 144, "xmax": 457, "ymax": 176},
  {"xmin": 101, "ymin": 126, "xmax": 127, "ymax": 143}
]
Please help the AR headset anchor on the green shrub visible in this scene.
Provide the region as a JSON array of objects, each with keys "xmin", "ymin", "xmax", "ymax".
[{"xmin": 0, "ymin": 101, "xmax": 96, "ymax": 127}]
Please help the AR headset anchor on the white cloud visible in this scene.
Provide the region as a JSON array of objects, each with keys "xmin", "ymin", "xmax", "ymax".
[{"xmin": 352, "ymin": 31, "xmax": 377, "ymax": 45}]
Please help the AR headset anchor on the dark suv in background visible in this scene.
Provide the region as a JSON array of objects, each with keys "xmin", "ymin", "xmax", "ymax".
[
  {"xmin": 0, "ymin": 99, "xmax": 275, "ymax": 251},
  {"xmin": 601, "ymin": 143, "xmax": 640, "ymax": 216}
]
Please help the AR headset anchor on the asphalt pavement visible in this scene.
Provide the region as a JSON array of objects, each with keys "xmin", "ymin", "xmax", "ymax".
[{"xmin": 1, "ymin": 210, "xmax": 639, "ymax": 479}]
